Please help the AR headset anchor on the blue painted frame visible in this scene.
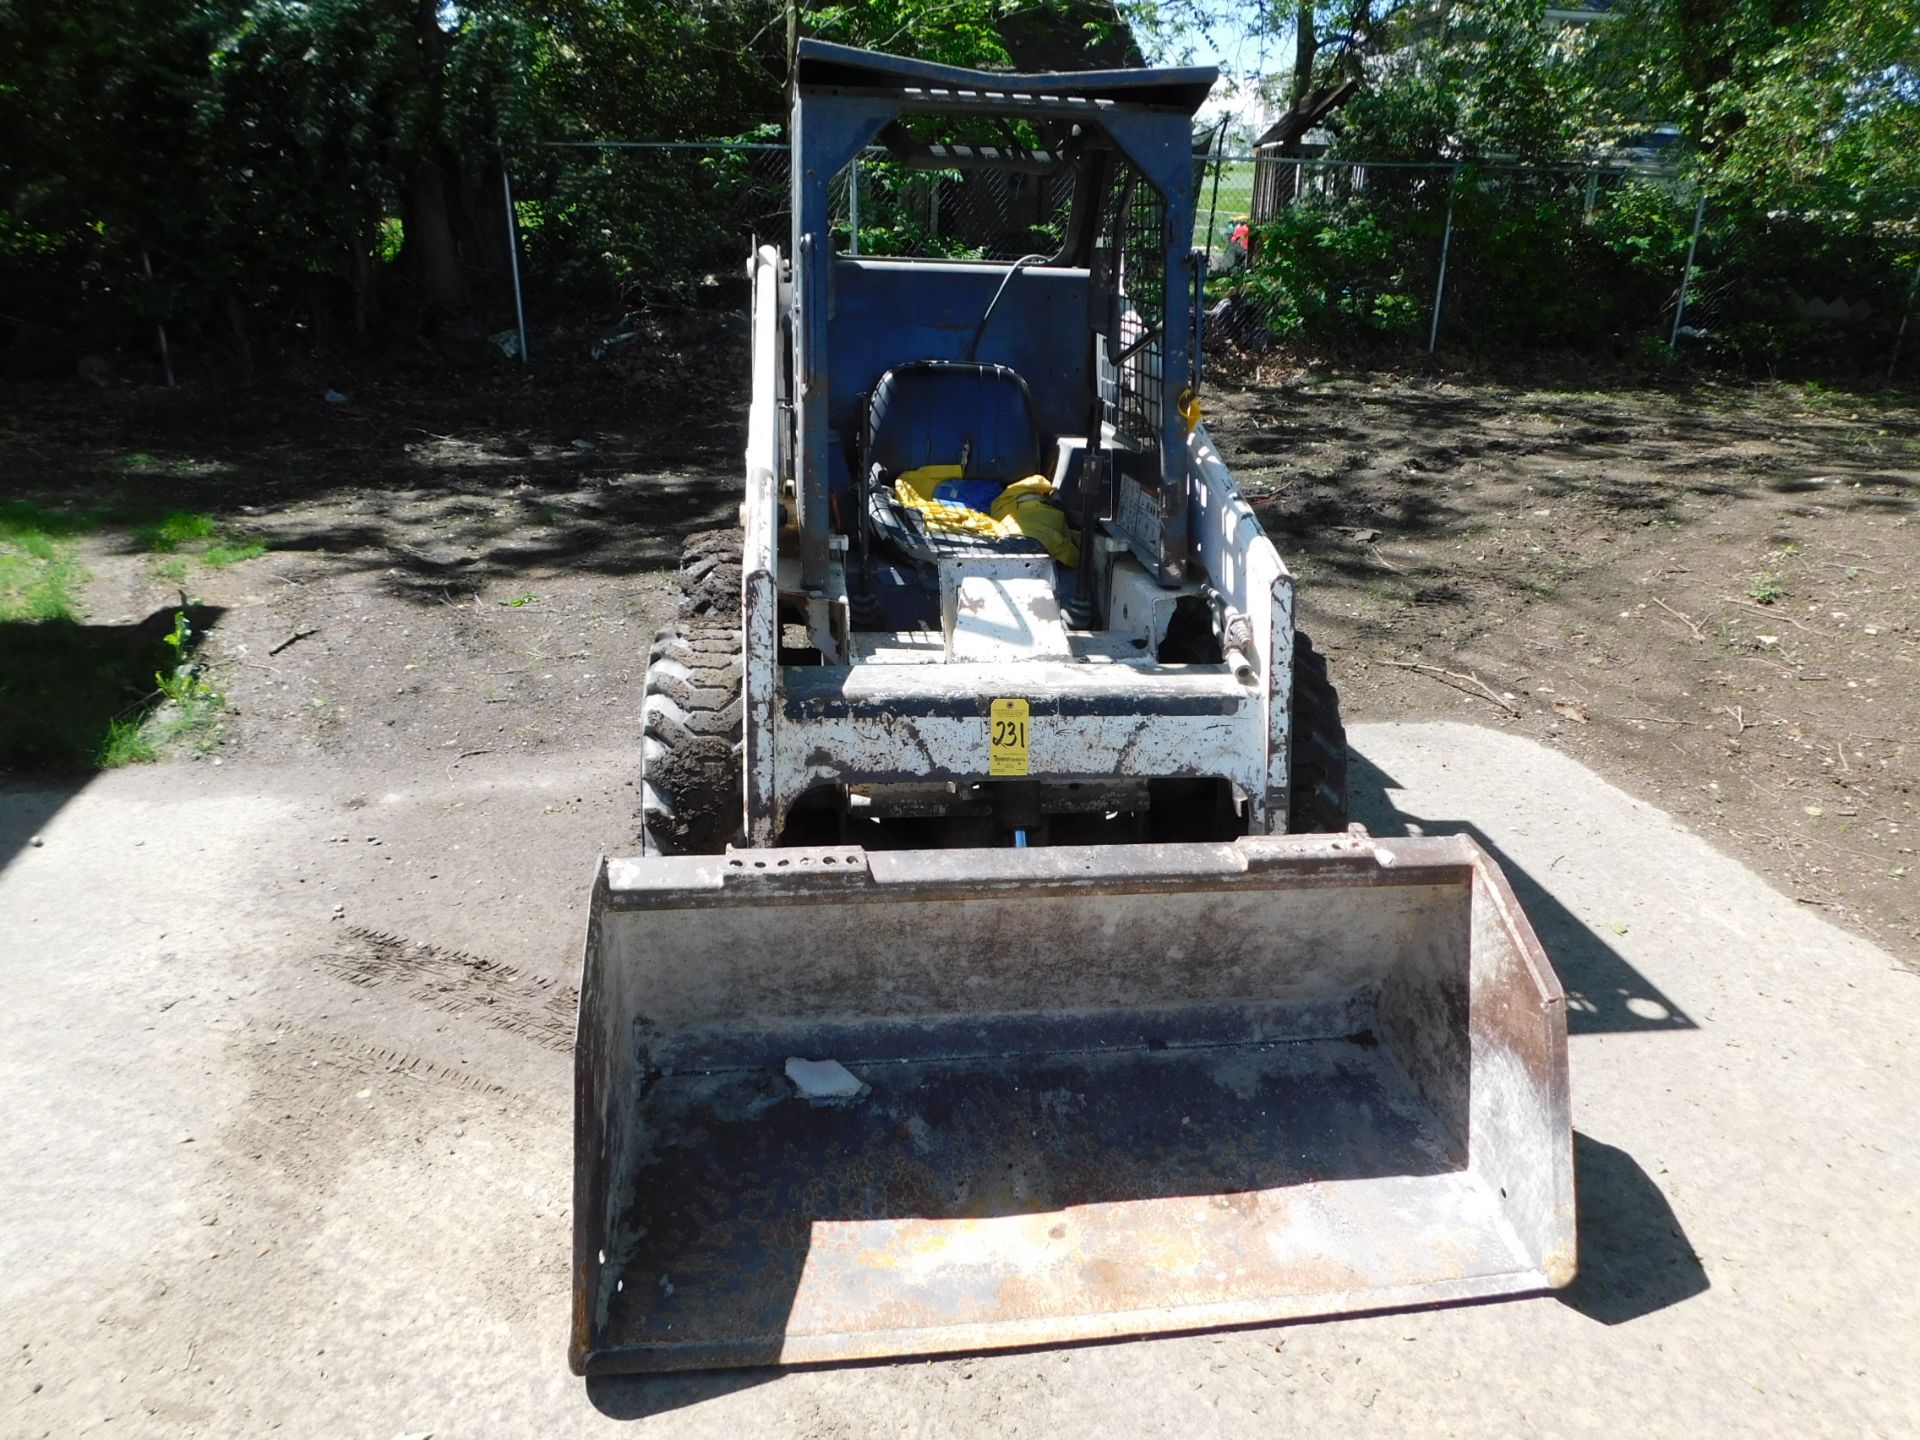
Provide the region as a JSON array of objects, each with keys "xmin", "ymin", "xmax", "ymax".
[{"xmin": 789, "ymin": 40, "xmax": 1216, "ymax": 591}]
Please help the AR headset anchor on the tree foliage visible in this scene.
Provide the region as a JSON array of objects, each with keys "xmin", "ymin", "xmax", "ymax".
[
  {"xmin": 1312, "ymin": 0, "xmax": 1919, "ymax": 205},
  {"xmin": 1608, "ymin": 0, "xmax": 1918, "ymax": 203},
  {"xmin": 1194, "ymin": 0, "xmax": 1915, "ymax": 370},
  {"xmin": 0, "ymin": 0, "xmax": 1118, "ymax": 363},
  {"xmin": 1, "ymin": 0, "xmax": 1912, "ymax": 371}
]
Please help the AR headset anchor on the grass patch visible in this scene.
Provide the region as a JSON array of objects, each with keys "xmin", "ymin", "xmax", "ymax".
[
  {"xmin": 145, "ymin": 697, "xmax": 226, "ymax": 755},
  {"xmin": 203, "ymin": 540, "xmax": 267, "ymax": 567},
  {"xmin": 1746, "ymin": 572, "xmax": 1786, "ymax": 605},
  {"xmin": 97, "ymin": 716, "xmax": 158, "ymax": 767},
  {"xmin": 0, "ymin": 537, "xmax": 84, "ymax": 621},
  {"xmin": 0, "ymin": 502, "xmax": 93, "ymax": 623},
  {"xmin": 118, "ymin": 451, "xmax": 234, "ymax": 479},
  {"xmin": 87, "ymin": 632, "xmax": 226, "ymax": 767},
  {"xmin": 133, "ymin": 509, "xmax": 268, "ymax": 568},
  {"xmin": 1794, "ymin": 380, "xmax": 1907, "ymax": 416},
  {"xmin": 1, "ymin": 499, "xmax": 99, "ymax": 538},
  {"xmin": 136, "ymin": 510, "xmax": 218, "ymax": 552}
]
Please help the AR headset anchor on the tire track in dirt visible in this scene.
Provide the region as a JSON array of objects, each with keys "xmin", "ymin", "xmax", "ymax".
[
  {"xmin": 317, "ymin": 926, "xmax": 577, "ymax": 1052},
  {"xmin": 308, "ymin": 1032, "xmax": 514, "ymax": 1097}
]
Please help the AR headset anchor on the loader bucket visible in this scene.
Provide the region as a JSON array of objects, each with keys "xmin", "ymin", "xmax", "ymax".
[{"xmin": 572, "ymin": 834, "xmax": 1573, "ymax": 1375}]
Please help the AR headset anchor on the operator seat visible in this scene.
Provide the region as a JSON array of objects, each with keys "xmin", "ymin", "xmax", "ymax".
[{"xmin": 860, "ymin": 360, "xmax": 1052, "ymax": 563}]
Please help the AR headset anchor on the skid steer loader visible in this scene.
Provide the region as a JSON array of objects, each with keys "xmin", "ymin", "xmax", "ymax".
[{"xmin": 573, "ymin": 41, "xmax": 1574, "ymax": 1375}]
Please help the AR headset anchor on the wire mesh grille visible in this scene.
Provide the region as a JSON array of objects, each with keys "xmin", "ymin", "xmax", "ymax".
[{"xmin": 1099, "ymin": 166, "xmax": 1167, "ymax": 443}]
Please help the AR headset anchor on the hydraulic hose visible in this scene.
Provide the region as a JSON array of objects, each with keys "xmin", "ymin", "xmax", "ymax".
[{"xmin": 966, "ymin": 253, "xmax": 1050, "ymax": 361}]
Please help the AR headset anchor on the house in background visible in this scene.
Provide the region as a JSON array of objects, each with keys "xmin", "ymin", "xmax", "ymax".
[{"xmin": 1242, "ymin": 0, "xmax": 1680, "ymax": 223}]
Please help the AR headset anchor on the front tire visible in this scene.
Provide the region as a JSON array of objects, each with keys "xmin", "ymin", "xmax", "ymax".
[
  {"xmin": 639, "ymin": 622, "xmax": 743, "ymax": 855},
  {"xmin": 676, "ymin": 527, "xmax": 742, "ymax": 621}
]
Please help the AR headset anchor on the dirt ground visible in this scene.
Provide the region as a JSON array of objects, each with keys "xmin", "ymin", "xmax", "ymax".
[
  {"xmin": 1, "ymin": 363, "xmax": 737, "ymax": 790},
  {"xmin": 3, "ymin": 355, "xmax": 1914, "ymax": 955},
  {"xmin": 1209, "ymin": 366, "xmax": 1919, "ymax": 958}
]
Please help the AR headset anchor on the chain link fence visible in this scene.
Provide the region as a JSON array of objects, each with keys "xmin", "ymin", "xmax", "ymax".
[
  {"xmin": 518, "ymin": 140, "xmax": 1075, "ymax": 302},
  {"xmin": 511, "ymin": 141, "xmax": 1919, "ymax": 378}
]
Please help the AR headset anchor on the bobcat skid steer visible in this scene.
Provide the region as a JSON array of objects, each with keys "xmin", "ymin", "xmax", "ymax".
[{"xmin": 572, "ymin": 40, "xmax": 1574, "ymax": 1375}]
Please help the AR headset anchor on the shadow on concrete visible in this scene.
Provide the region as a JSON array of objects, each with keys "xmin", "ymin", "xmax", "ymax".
[
  {"xmin": 0, "ymin": 602, "xmax": 223, "ymax": 872},
  {"xmin": 1349, "ymin": 748, "xmax": 1694, "ymax": 1035},
  {"xmin": 0, "ymin": 776, "xmax": 88, "ymax": 878},
  {"xmin": 1348, "ymin": 746, "xmax": 1709, "ymax": 1322},
  {"xmin": 585, "ymin": 1370, "xmax": 770, "ymax": 1421},
  {"xmin": 1559, "ymin": 1132, "xmax": 1710, "ymax": 1324}
]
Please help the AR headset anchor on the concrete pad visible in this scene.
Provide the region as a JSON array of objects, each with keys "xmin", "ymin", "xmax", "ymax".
[{"xmin": 3, "ymin": 723, "xmax": 1916, "ymax": 1437}]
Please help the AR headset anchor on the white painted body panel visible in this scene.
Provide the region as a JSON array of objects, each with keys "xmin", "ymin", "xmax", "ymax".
[{"xmin": 739, "ymin": 248, "xmax": 1298, "ymax": 842}]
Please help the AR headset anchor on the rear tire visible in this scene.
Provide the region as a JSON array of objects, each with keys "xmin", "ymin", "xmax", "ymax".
[
  {"xmin": 640, "ymin": 622, "xmax": 743, "ymax": 855},
  {"xmin": 1288, "ymin": 630, "xmax": 1349, "ymax": 833},
  {"xmin": 677, "ymin": 527, "xmax": 742, "ymax": 621}
]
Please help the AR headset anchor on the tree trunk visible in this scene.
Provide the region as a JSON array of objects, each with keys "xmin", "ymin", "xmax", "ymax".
[
  {"xmin": 404, "ymin": 165, "xmax": 468, "ymax": 315},
  {"xmin": 351, "ymin": 232, "xmax": 373, "ymax": 343},
  {"xmin": 1673, "ymin": 0, "xmax": 1741, "ymax": 152},
  {"xmin": 310, "ymin": 274, "xmax": 335, "ymax": 355},
  {"xmin": 787, "ymin": 0, "xmax": 828, "ymax": 83},
  {"xmin": 457, "ymin": 157, "xmax": 512, "ymax": 282},
  {"xmin": 1289, "ymin": 4, "xmax": 1318, "ymax": 108},
  {"xmin": 224, "ymin": 286, "xmax": 253, "ymax": 381},
  {"xmin": 394, "ymin": 0, "xmax": 469, "ymax": 317}
]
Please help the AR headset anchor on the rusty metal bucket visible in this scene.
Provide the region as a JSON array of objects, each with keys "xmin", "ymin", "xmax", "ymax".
[{"xmin": 571, "ymin": 833, "xmax": 1574, "ymax": 1375}]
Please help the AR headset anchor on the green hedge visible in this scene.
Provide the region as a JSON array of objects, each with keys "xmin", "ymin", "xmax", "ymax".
[{"xmin": 1222, "ymin": 170, "xmax": 1918, "ymax": 373}]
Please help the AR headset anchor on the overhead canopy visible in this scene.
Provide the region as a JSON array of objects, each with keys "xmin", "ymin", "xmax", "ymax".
[{"xmin": 793, "ymin": 38, "xmax": 1217, "ymax": 118}]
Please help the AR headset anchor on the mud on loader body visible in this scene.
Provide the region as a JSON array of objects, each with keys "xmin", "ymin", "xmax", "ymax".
[{"xmin": 573, "ymin": 41, "xmax": 1574, "ymax": 1375}]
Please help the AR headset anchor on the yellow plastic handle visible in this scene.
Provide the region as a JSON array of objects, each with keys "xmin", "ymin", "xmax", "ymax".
[{"xmin": 1177, "ymin": 387, "xmax": 1203, "ymax": 434}]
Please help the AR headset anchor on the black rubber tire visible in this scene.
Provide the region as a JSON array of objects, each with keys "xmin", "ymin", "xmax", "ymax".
[
  {"xmin": 639, "ymin": 622, "xmax": 744, "ymax": 855},
  {"xmin": 676, "ymin": 527, "xmax": 742, "ymax": 621},
  {"xmin": 1288, "ymin": 630, "xmax": 1350, "ymax": 833}
]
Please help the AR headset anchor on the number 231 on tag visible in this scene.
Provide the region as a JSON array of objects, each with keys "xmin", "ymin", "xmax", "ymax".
[{"xmin": 988, "ymin": 698, "xmax": 1030, "ymax": 776}]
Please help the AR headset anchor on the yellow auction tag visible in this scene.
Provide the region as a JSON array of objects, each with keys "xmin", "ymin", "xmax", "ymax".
[{"xmin": 988, "ymin": 698, "xmax": 1031, "ymax": 777}]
